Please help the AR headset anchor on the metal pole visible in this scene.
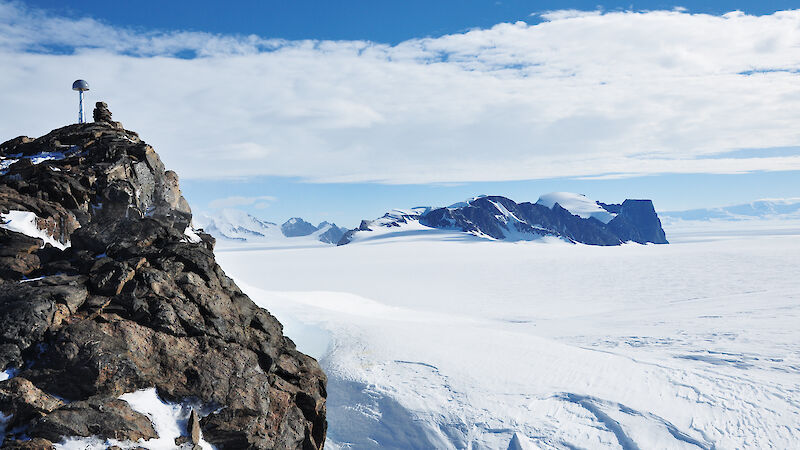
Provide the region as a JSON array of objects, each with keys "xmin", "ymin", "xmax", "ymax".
[{"xmin": 78, "ymin": 91, "xmax": 84, "ymax": 123}]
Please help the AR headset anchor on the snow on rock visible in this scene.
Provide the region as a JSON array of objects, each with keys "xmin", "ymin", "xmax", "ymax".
[
  {"xmin": 0, "ymin": 210, "xmax": 69, "ymax": 249},
  {"xmin": 536, "ymin": 192, "xmax": 616, "ymax": 223},
  {"xmin": 447, "ymin": 195, "xmax": 488, "ymax": 209},
  {"xmin": 52, "ymin": 388, "xmax": 216, "ymax": 450},
  {"xmin": 0, "ymin": 369, "xmax": 16, "ymax": 382},
  {"xmin": 117, "ymin": 388, "xmax": 215, "ymax": 450},
  {"xmin": 183, "ymin": 226, "xmax": 202, "ymax": 244},
  {"xmin": 0, "ymin": 149, "xmax": 71, "ymax": 175},
  {"xmin": 194, "ymin": 210, "xmax": 344, "ymax": 247},
  {"xmin": 193, "ymin": 209, "xmax": 281, "ymax": 242}
]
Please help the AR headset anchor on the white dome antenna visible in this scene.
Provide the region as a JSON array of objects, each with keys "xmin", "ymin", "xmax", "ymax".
[{"xmin": 72, "ymin": 79, "xmax": 90, "ymax": 123}]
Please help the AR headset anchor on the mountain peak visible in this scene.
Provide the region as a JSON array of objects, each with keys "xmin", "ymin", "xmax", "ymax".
[
  {"xmin": 340, "ymin": 194, "xmax": 667, "ymax": 245},
  {"xmin": 0, "ymin": 116, "xmax": 327, "ymax": 448},
  {"xmin": 281, "ymin": 217, "xmax": 318, "ymax": 237}
]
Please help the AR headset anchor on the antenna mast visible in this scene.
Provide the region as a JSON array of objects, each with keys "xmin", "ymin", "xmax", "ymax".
[{"xmin": 72, "ymin": 80, "xmax": 90, "ymax": 123}]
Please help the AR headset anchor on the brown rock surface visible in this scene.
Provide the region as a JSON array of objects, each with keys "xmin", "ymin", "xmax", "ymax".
[{"xmin": 0, "ymin": 112, "xmax": 326, "ymax": 448}]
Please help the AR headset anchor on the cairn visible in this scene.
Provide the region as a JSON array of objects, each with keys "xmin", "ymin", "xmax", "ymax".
[{"xmin": 93, "ymin": 101, "xmax": 123, "ymax": 129}]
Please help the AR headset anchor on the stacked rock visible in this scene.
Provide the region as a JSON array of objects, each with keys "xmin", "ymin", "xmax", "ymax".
[{"xmin": 93, "ymin": 101, "xmax": 113, "ymax": 123}]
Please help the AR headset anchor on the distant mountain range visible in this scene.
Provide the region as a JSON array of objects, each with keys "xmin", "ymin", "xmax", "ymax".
[
  {"xmin": 339, "ymin": 192, "xmax": 668, "ymax": 246},
  {"xmin": 193, "ymin": 209, "xmax": 346, "ymax": 245},
  {"xmin": 661, "ymin": 198, "xmax": 800, "ymax": 222}
]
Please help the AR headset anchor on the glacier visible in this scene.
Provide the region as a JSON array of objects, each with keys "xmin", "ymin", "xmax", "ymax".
[{"xmin": 212, "ymin": 214, "xmax": 800, "ymax": 449}]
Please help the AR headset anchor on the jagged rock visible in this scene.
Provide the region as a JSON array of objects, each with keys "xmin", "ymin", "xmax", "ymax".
[
  {"xmin": 342, "ymin": 194, "xmax": 668, "ymax": 246},
  {"xmin": 0, "ymin": 111, "xmax": 326, "ymax": 448},
  {"xmin": 0, "ymin": 439, "xmax": 54, "ymax": 450},
  {"xmin": 281, "ymin": 218, "xmax": 318, "ymax": 237},
  {"xmin": 28, "ymin": 398, "xmax": 158, "ymax": 442},
  {"xmin": 92, "ymin": 101, "xmax": 121, "ymax": 130},
  {"xmin": 188, "ymin": 409, "xmax": 201, "ymax": 444},
  {"xmin": 0, "ymin": 377, "xmax": 64, "ymax": 424}
]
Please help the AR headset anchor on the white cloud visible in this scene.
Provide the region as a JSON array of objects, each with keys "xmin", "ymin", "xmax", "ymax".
[
  {"xmin": 208, "ymin": 195, "xmax": 277, "ymax": 209},
  {"xmin": 1, "ymin": 1, "xmax": 800, "ymax": 184}
]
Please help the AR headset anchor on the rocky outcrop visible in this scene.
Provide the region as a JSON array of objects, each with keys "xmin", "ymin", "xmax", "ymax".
[{"xmin": 0, "ymin": 106, "xmax": 326, "ymax": 448}]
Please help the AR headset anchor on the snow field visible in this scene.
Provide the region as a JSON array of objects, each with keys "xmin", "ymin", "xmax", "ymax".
[{"xmin": 216, "ymin": 228, "xmax": 800, "ymax": 449}]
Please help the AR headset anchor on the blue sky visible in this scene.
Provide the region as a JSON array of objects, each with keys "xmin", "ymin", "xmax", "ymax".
[
  {"xmin": 2, "ymin": 1, "xmax": 800, "ymax": 227},
  {"xmin": 20, "ymin": 0, "xmax": 800, "ymax": 42}
]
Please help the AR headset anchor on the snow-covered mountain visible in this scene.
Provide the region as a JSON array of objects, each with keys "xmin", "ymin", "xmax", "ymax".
[
  {"xmin": 193, "ymin": 209, "xmax": 281, "ymax": 241},
  {"xmin": 193, "ymin": 210, "xmax": 346, "ymax": 245},
  {"xmin": 339, "ymin": 192, "xmax": 668, "ymax": 246},
  {"xmin": 662, "ymin": 198, "xmax": 800, "ymax": 222}
]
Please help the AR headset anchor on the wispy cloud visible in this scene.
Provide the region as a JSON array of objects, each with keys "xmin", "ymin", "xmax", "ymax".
[
  {"xmin": 208, "ymin": 195, "xmax": 277, "ymax": 209},
  {"xmin": 1, "ymin": 1, "xmax": 800, "ymax": 184}
]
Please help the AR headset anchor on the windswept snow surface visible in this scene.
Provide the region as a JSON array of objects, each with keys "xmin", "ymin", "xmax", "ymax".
[
  {"xmin": 537, "ymin": 192, "xmax": 616, "ymax": 223},
  {"xmin": 0, "ymin": 210, "xmax": 69, "ymax": 249},
  {"xmin": 215, "ymin": 227, "xmax": 800, "ymax": 449}
]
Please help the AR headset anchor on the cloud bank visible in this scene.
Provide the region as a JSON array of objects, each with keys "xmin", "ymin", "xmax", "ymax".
[{"xmin": 2, "ymin": 1, "xmax": 800, "ymax": 183}]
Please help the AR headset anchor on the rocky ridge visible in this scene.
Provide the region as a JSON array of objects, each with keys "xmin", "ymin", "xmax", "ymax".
[
  {"xmin": 0, "ymin": 104, "xmax": 326, "ymax": 449},
  {"xmin": 339, "ymin": 195, "xmax": 668, "ymax": 245}
]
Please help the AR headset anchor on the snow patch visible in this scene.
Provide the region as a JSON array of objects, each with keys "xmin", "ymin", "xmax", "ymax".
[
  {"xmin": 183, "ymin": 226, "xmax": 202, "ymax": 244},
  {"xmin": 52, "ymin": 388, "xmax": 216, "ymax": 449},
  {"xmin": 0, "ymin": 150, "xmax": 72, "ymax": 175},
  {"xmin": 536, "ymin": 192, "xmax": 616, "ymax": 223},
  {"xmin": 447, "ymin": 194, "xmax": 487, "ymax": 209},
  {"xmin": 0, "ymin": 369, "xmax": 15, "ymax": 382},
  {"xmin": 0, "ymin": 210, "xmax": 69, "ymax": 249}
]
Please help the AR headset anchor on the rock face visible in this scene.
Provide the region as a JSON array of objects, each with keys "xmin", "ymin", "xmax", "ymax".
[
  {"xmin": 339, "ymin": 195, "xmax": 668, "ymax": 246},
  {"xmin": 281, "ymin": 218, "xmax": 318, "ymax": 237},
  {"xmin": 314, "ymin": 222, "xmax": 345, "ymax": 245},
  {"xmin": 0, "ymin": 107, "xmax": 326, "ymax": 448}
]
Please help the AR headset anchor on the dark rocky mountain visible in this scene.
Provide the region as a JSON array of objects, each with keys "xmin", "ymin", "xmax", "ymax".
[
  {"xmin": 339, "ymin": 194, "xmax": 668, "ymax": 246},
  {"xmin": 281, "ymin": 218, "xmax": 318, "ymax": 237},
  {"xmin": 280, "ymin": 218, "xmax": 346, "ymax": 244},
  {"xmin": 0, "ymin": 104, "xmax": 326, "ymax": 449},
  {"xmin": 312, "ymin": 222, "xmax": 346, "ymax": 245}
]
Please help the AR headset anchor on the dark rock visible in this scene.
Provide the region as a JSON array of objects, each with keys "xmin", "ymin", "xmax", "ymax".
[
  {"xmin": 0, "ymin": 113, "xmax": 326, "ymax": 448},
  {"xmin": 342, "ymin": 194, "xmax": 668, "ymax": 246},
  {"xmin": 0, "ymin": 377, "xmax": 64, "ymax": 424},
  {"xmin": 0, "ymin": 438, "xmax": 54, "ymax": 449},
  {"xmin": 29, "ymin": 398, "xmax": 158, "ymax": 442},
  {"xmin": 316, "ymin": 222, "xmax": 345, "ymax": 245},
  {"xmin": 281, "ymin": 218, "xmax": 318, "ymax": 237},
  {"xmin": 606, "ymin": 199, "xmax": 669, "ymax": 244},
  {"xmin": 92, "ymin": 102, "xmax": 120, "ymax": 130}
]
